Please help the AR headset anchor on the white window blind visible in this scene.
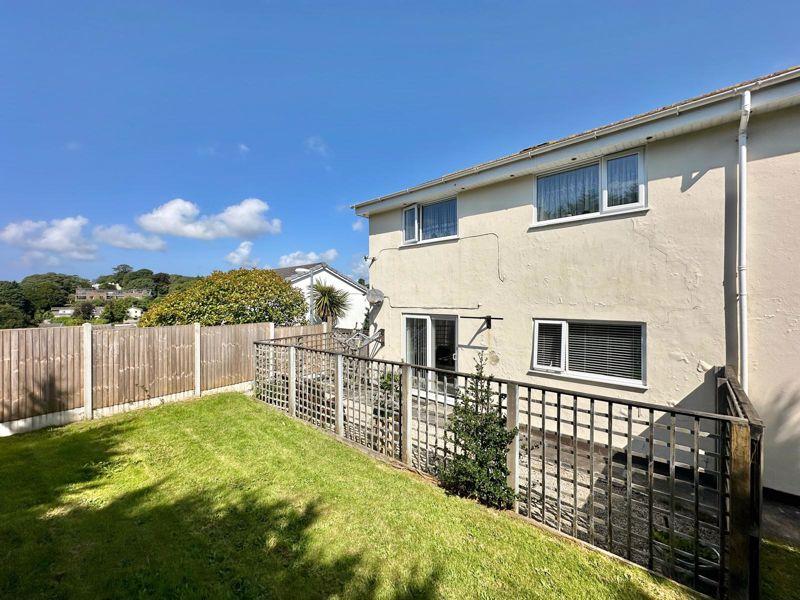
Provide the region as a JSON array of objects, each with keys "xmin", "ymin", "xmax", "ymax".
[
  {"xmin": 567, "ymin": 322, "xmax": 642, "ymax": 381},
  {"xmin": 533, "ymin": 319, "xmax": 644, "ymax": 385},
  {"xmin": 535, "ymin": 322, "xmax": 563, "ymax": 369}
]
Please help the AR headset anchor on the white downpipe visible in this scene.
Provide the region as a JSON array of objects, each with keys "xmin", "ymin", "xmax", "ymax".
[{"xmin": 738, "ymin": 91, "xmax": 751, "ymax": 392}]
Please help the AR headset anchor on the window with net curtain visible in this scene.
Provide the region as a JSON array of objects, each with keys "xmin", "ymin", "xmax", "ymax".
[
  {"xmin": 535, "ymin": 153, "xmax": 640, "ymax": 222},
  {"xmin": 420, "ymin": 198, "xmax": 457, "ymax": 240}
]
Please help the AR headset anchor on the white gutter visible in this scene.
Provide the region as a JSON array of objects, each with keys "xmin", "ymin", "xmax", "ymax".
[
  {"xmin": 354, "ymin": 69, "xmax": 800, "ymax": 216},
  {"xmin": 738, "ymin": 91, "xmax": 751, "ymax": 393}
]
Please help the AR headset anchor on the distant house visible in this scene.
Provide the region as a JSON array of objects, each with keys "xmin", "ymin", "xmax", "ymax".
[
  {"xmin": 75, "ymin": 288, "xmax": 152, "ymax": 301},
  {"xmin": 273, "ymin": 262, "xmax": 368, "ymax": 330},
  {"xmin": 51, "ymin": 306, "xmax": 75, "ymax": 318}
]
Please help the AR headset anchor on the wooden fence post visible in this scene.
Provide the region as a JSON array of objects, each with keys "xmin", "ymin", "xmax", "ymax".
[
  {"xmin": 82, "ymin": 322, "xmax": 93, "ymax": 420},
  {"xmin": 268, "ymin": 322, "xmax": 275, "ymax": 340},
  {"xmin": 334, "ymin": 354, "xmax": 344, "ymax": 436},
  {"xmin": 288, "ymin": 346, "xmax": 296, "ymax": 417},
  {"xmin": 728, "ymin": 420, "xmax": 752, "ymax": 599},
  {"xmin": 401, "ymin": 364, "xmax": 412, "ymax": 466},
  {"xmin": 194, "ymin": 323, "xmax": 201, "ymax": 397},
  {"xmin": 506, "ymin": 382, "xmax": 520, "ymax": 509}
]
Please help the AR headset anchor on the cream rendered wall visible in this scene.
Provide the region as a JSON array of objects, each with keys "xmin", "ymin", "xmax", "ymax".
[
  {"xmin": 292, "ymin": 269, "xmax": 368, "ymax": 330},
  {"xmin": 367, "ymin": 106, "xmax": 800, "ymax": 494}
]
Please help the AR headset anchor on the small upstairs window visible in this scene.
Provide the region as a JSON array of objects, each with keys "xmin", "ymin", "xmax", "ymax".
[
  {"xmin": 402, "ymin": 197, "xmax": 458, "ymax": 244},
  {"xmin": 403, "ymin": 206, "xmax": 418, "ymax": 243}
]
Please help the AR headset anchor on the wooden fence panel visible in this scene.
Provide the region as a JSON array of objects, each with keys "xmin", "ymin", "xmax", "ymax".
[
  {"xmin": 92, "ymin": 325, "xmax": 195, "ymax": 409},
  {"xmin": 201, "ymin": 323, "xmax": 264, "ymax": 391},
  {"xmin": 0, "ymin": 326, "xmax": 83, "ymax": 421},
  {"xmin": 274, "ymin": 324, "xmax": 325, "ymax": 338},
  {"xmin": 0, "ymin": 321, "xmax": 321, "ymax": 425}
]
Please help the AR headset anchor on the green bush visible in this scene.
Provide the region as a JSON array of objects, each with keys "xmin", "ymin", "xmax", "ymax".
[
  {"xmin": 140, "ymin": 269, "xmax": 307, "ymax": 327},
  {"xmin": 0, "ymin": 304, "xmax": 29, "ymax": 329},
  {"xmin": 438, "ymin": 353, "xmax": 517, "ymax": 509}
]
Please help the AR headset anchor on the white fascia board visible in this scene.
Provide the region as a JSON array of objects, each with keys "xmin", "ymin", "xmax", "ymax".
[{"xmin": 355, "ymin": 77, "xmax": 800, "ymax": 217}]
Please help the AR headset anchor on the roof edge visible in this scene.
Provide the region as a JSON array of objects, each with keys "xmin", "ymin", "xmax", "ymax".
[{"xmin": 353, "ymin": 66, "xmax": 800, "ymax": 213}]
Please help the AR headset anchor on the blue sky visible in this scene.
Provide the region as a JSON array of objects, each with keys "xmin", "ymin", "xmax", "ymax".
[{"xmin": 1, "ymin": 2, "xmax": 797, "ymax": 282}]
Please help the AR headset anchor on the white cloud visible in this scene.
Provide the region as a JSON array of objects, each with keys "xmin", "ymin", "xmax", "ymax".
[
  {"xmin": 226, "ymin": 241, "xmax": 258, "ymax": 267},
  {"xmin": 196, "ymin": 144, "xmax": 219, "ymax": 157},
  {"xmin": 278, "ymin": 248, "xmax": 338, "ymax": 268},
  {"xmin": 351, "ymin": 219, "xmax": 364, "ymax": 232},
  {"xmin": 137, "ymin": 198, "xmax": 282, "ymax": 240},
  {"xmin": 0, "ymin": 216, "xmax": 97, "ymax": 263},
  {"xmin": 305, "ymin": 135, "xmax": 330, "ymax": 157},
  {"xmin": 93, "ymin": 225, "xmax": 166, "ymax": 251},
  {"xmin": 350, "ymin": 256, "xmax": 370, "ymax": 281},
  {"xmin": 237, "ymin": 143, "xmax": 250, "ymax": 156}
]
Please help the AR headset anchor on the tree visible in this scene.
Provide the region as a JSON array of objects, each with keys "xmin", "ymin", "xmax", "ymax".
[
  {"xmin": 152, "ymin": 272, "xmax": 171, "ymax": 297},
  {"xmin": 311, "ymin": 282, "xmax": 350, "ymax": 325},
  {"xmin": 20, "ymin": 273, "xmax": 91, "ymax": 312},
  {"xmin": 0, "ymin": 304, "xmax": 29, "ymax": 329},
  {"xmin": 103, "ymin": 300, "xmax": 126, "ymax": 323},
  {"xmin": 76, "ymin": 301, "xmax": 95, "ymax": 321},
  {"xmin": 0, "ymin": 281, "xmax": 32, "ymax": 316},
  {"xmin": 437, "ymin": 353, "xmax": 517, "ymax": 509},
  {"xmin": 113, "ymin": 264, "xmax": 133, "ymax": 277},
  {"xmin": 124, "ymin": 276, "xmax": 154, "ymax": 291},
  {"xmin": 139, "ymin": 269, "xmax": 307, "ymax": 327}
]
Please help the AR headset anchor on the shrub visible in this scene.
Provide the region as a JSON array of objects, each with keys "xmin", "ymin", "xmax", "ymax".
[
  {"xmin": 140, "ymin": 269, "xmax": 307, "ymax": 327},
  {"xmin": 437, "ymin": 353, "xmax": 517, "ymax": 509}
]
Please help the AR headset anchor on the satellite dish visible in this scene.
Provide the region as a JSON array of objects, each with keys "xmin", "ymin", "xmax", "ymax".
[{"xmin": 366, "ymin": 288, "xmax": 385, "ymax": 305}]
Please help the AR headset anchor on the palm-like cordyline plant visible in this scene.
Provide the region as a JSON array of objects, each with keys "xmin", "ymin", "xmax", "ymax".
[{"xmin": 312, "ymin": 282, "xmax": 350, "ymax": 325}]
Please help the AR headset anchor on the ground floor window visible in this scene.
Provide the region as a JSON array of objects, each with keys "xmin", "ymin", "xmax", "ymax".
[{"xmin": 532, "ymin": 319, "xmax": 645, "ymax": 385}]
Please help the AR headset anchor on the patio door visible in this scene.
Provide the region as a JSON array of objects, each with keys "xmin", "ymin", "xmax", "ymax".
[{"xmin": 404, "ymin": 315, "xmax": 457, "ymax": 391}]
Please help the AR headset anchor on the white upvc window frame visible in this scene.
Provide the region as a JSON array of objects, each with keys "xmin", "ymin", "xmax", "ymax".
[
  {"xmin": 532, "ymin": 148, "xmax": 647, "ymax": 227},
  {"xmin": 532, "ymin": 319, "xmax": 567, "ymax": 373},
  {"xmin": 401, "ymin": 197, "xmax": 458, "ymax": 246},
  {"xmin": 402, "ymin": 205, "xmax": 418, "ymax": 244},
  {"xmin": 401, "ymin": 313, "xmax": 459, "ymax": 371},
  {"xmin": 531, "ymin": 318, "xmax": 647, "ymax": 388}
]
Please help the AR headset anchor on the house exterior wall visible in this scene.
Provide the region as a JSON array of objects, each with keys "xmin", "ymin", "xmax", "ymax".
[
  {"xmin": 291, "ymin": 269, "xmax": 368, "ymax": 330},
  {"xmin": 366, "ymin": 106, "xmax": 800, "ymax": 495}
]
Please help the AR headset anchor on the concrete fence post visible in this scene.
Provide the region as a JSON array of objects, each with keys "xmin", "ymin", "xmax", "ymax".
[
  {"xmin": 288, "ymin": 346, "xmax": 297, "ymax": 417},
  {"xmin": 506, "ymin": 382, "xmax": 520, "ymax": 509},
  {"xmin": 334, "ymin": 354, "xmax": 344, "ymax": 436},
  {"xmin": 82, "ymin": 322, "xmax": 93, "ymax": 420},
  {"xmin": 401, "ymin": 364, "xmax": 412, "ymax": 466},
  {"xmin": 268, "ymin": 322, "xmax": 275, "ymax": 340},
  {"xmin": 194, "ymin": 323, "xmax": 201, "ymax": 397}
]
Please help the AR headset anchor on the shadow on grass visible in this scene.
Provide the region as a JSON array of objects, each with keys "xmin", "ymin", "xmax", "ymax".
[
  {"xmin": 0, "ymin": 417, "xmax": 441, "ymax": 599},
  {"xmin": 0, "ymin": 401, "xmax": 694, "ymax": 600},
  {"xmin": 761, "ymin": 538, "xmax": 800, "ymax": 600}
]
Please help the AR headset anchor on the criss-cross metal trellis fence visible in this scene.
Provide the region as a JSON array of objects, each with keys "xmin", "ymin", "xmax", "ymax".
[{"xmin": 253, "ymin": 337, "xmax": 763, "ymax": 599}]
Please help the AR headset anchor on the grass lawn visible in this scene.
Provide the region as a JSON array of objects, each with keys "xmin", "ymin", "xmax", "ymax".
[{"xmin": 0, "ymin": 393, "xmax": 752, "ymax": 599}]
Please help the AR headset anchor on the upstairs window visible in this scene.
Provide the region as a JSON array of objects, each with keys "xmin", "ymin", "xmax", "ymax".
[
  {"xmin": 532, "ymin": 319, "xmax": 645, "ymax": 385},
  {"xmin": 534, "ymin": 150, "xmax": 645, "ymax": 225},
  {"xmin": 403, "ymin": 206, "xmax": 418, "ymax": 243},
  {"xmin": 402, "ymin": 198, "xmax": 457, "ymax": 244}
]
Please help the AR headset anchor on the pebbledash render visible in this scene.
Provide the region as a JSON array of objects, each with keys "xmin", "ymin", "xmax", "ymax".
[{"xmin": 354, "ymin": 67, "xmax": 800, "ymax": 497}]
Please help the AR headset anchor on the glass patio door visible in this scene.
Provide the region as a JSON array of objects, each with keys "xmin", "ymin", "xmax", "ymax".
[{"xmin": 404, "ymin": 315, "xmax": 457, "ymax": 393}]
